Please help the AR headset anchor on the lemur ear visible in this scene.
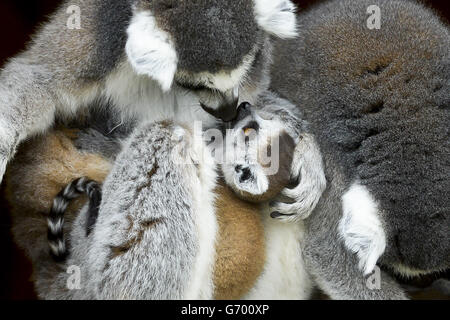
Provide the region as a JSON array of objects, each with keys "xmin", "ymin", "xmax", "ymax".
[
  {"xmin": 254, "ymin": 0, "xmax": 298, "ymax": 39},
  {"xmin": 126, "ymin": 12, "xmax": 178, "ymax": 91}
]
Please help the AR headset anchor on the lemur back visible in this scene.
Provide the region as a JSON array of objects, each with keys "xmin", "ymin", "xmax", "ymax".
[{"xmin": 271, "ymin": 0, "xmax": 450, "ymax": 275}]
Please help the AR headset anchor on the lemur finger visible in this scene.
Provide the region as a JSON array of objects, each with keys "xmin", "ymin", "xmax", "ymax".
[
  {"xmin": 270, "ymin": 200, "xmax": 308, "ymax": 215},
  {"xmin": 270, "ymin": 200, "xmax": 312, "ymax": 221},
  {"xmin": 270, "ymin": 211, "xmax": 296, "ymax": 219},
  {"xmin": 281, "ymin": 185, "xmax": 304, "ymax": 199},
  {"xmin": 281, "ymin": 186, "xmax": 318, "ymax": 216}
]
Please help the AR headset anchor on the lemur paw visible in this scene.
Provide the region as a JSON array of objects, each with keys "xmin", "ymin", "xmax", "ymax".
[
  {"xmin": 270, "ymin": 180, "xmax": 324, "ymax": 224},
  {"xmin": 270, "ymin": 181, "xmax": 323, "ymax": 222},
  {"xmin": 270, "ymin": 134, "xmax": 326, "ymax": 222}
]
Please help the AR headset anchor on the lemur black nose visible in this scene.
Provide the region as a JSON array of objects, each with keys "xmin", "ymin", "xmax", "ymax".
[
  {"xmin": 236, "ymin": 102, "xmax": 252, "ymax": 122},
  {"xmin": 219, "ymin": 98, "xmax": 240, "ymax": 122},
  {"xmin": 200, "ymin": 88, "xmax": 240, "ymax": 122},
  {"xmin": 226, "ymin": 102, "xmax": 253, "ymax": 129},
  {"xmin": 239, "ymin": 167, "xmax": 252, "ymax": 183}
]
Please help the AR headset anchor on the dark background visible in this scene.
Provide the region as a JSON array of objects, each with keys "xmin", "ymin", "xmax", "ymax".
[{"xmin": 0, "ymin": 0, "xmax": 449, "ymax": 300}]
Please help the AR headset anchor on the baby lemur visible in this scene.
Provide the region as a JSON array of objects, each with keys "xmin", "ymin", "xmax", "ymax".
[
  {"xmin": 23, "ymin": 93, "xmax": 324, "ymax": 299},
  {"xmin": 47, "ymin": 98, "xmax": 317, "ymax": 258}
]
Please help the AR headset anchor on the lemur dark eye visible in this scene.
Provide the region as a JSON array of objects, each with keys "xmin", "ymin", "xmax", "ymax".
[{"xmin": 243, "ymin": 121, "xmax": 260, "ymax": 135}]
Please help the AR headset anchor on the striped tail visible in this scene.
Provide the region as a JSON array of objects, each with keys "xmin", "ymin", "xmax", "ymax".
[{"xmin": 47, "ymin": 177, "xmax": 102, "ymax": 262}]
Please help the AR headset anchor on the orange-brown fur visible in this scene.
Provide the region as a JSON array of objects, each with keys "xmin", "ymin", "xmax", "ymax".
[
  {"xmin": 213, "ymin": 183, "xmax": 266, "ymax": 300},
  {"xmin": 4, "ymin": 129, "xmax": 112, "ymax": 261},
  {"xmin": 5, "ymin": 129, "xmax": 267, "ymax": 299}
]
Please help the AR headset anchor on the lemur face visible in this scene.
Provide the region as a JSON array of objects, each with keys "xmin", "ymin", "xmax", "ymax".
[
  {"xmin": 222, "ymin": 103, "xmax": 297, "ymax": 203},
  {"xmin": 128, "ymin": 0, "xmax": 298, "ymax": 121}
]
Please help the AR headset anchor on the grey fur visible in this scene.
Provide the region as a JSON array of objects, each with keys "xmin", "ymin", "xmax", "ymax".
[
  {"xmin": 69, "ymin": 108, "xmax": 134, "ymax": 161},
  {"xmin": 270, "ymin": 0, "xmax": 449, "ymax": 298},
  {"xmin": 73, "ymin": 128, "xmax": 124, "ymax": 161},
  {"xmin": 149, "ymin": 0, "xmax": 260, "ymax": 73},
  {"xmin": 40, "ymin": 121, "xmax": 206, "ymax": 299}
]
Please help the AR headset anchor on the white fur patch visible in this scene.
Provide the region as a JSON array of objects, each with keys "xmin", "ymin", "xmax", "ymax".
[
  {"xmin": 104, "ymin": 62, "xmax": 217, "ymax": 127},
  {"xmin": 339, "ymin": 183, "xmax": 387, "ymax": 275},
  {"xmin": 179, "ymin": 125, "xmax": 218, "ymax": 300},
  {"xmin": 207, "ymin": 54, "xmax": 254, "ymax": 92},
  {"xmin": 254, "ymin": 0, "xmax": 298, "ymax": 39},
  {"xmin": 245, "ymin": 211, "xmax": 313, "ymax": 299},
  {"xmin": 234, "ymin": 165, "xmax": 269, "ymax": 196},
  {"xmin": 126, "ymin": 11, "xmax": 178, "ymax": 91},
  {"xmin": 0, "ymin": 117, "xmax": 14, "ymax": 143}
]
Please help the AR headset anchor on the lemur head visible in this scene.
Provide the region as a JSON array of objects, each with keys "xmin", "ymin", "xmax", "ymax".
[
  {"xmin": 126, "ymin": 0, "xmax": 298, "ymax": 121},
  {"xmin": 221, "ymin": 102, "xmax": 300, "ymax": 203}
]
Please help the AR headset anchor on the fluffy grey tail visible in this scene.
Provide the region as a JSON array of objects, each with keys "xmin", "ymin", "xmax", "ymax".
[{"xmin": 47, "ymin": 177, "xmax": 102, "ymax": 262}]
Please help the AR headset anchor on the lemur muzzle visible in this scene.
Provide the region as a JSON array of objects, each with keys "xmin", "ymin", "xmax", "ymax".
[{"xmin": 201, "ymin": 87, "xmax": 240, "ymax": 122}]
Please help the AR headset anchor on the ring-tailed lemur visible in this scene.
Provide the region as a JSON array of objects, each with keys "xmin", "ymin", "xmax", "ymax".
[
  {"xmin": 35, "ymin": 93, "xmax": 323, "ymax": 299},
  {"xmin": 270, "ymin": 0, "xmax": 449, "ymax": 299},
  {"xmin": 0, "ymin": 0, "xmax": 299, "ymax": 186}
]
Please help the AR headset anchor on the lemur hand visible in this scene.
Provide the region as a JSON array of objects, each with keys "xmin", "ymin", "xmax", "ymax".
[{"xmin": 270, "ymin": 134, "xmax": 326, "ymax": 222}]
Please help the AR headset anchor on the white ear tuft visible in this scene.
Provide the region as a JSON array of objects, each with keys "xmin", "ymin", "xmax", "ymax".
[
  {"xmin": 126, "ymin": 11, "xmax": 178, "ymax": 91},
  {"xmin": 254, "ymin": 0, "xmax": 298, "ymax": 39}
]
